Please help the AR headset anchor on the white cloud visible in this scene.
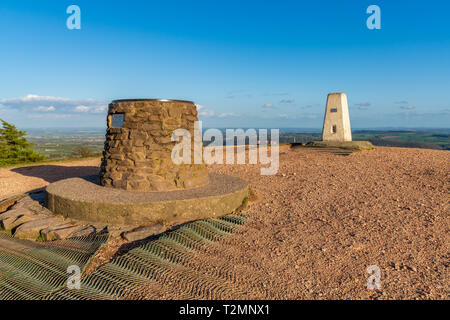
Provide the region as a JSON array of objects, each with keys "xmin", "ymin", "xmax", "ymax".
[
  {"xmin": 1, "ymin": 94, "xmax": 72, "ymax": 104},
  {"xmin": 34, "ymin": 105, "xmax": 56, "ymax": 112},
  {"xmin": 74, "ymin": 105, "xmax": 91, "ymax": 112},
  {"xmin": 196, "ymin": 104, "xmax": 216, "ymax": 117},
  {"xmin": 218, "ymin": 112, "xmax": 239, "ymax": 118},
  {"xmin": 93, "ymin": 105, "xmax": 108, "ymax": 113},
  {"xmin": 199, "ymin": 109, "xmax": 215, "ymax": 117},
  {"xmin": 0, "ymin": 94, "xmax": 107, "ymax": 115},
  {"xmin": 74, "ymin": 104, "xmax": 106, "ymax": 113},
  {"xmin": 195, "ymin": 104, "xmax": 240, "ymax": 119}
]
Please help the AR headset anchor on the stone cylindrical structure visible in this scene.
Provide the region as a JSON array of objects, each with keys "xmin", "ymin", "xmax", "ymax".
[{"xmin": 99, "ymin": 99, "xmax": 209, "ymax": 191}]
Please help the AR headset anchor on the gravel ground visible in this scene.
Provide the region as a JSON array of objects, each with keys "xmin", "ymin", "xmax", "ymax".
[
  {"xmin": 131, "ymin": 146, "xmax": 449, "ymax": 300},
  {"xmin": 0, "ymin": 159, "xmax": 100, "ymax": 199},
  {"xmin": 0, "ymin": 146, "xmax": 448, "ymax": 299}
]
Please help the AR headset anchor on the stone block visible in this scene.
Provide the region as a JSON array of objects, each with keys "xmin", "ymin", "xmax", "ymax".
[
  {"xmin": 14, "ymin": 217, "xmax": 64, "ymax": 240},
  {"xmin": 0, "ymin": 208, "xmax": 32, "ymax": 222},
  {"xmin": 69, "ymin": 225, "xmax": 97, "ymax": 237},
  {"xmin": 122, "ymin": 223, "xmax": 166, "ymax": 242},
  {"xmin": 2, "ymin": 214, "xmax": 42, "ymax": 231},
  {"xmin": 41, "ymin": 224, "xmax": 80, "ymax": 241}
]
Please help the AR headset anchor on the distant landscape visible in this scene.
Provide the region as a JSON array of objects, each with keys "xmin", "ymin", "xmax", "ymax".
[
  {"xmin": 26, "ymin": 128, "xmax": 105, "ymax": 160},
  {"xmin": 279, "ymin": 128, "xmax": 450, "ymax": 150},
  {"xmin": 24, "ymin": 127, "xmax": 450, "ymax": 161}
]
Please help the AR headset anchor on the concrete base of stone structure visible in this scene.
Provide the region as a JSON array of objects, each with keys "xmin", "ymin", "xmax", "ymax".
[
  {"xmin": 46, "ymin": 173, "xmax": 249, "ymax": 227},
  {"xmin": 305, "ymin": 140, "xmax": 375, "ymax": 150}
]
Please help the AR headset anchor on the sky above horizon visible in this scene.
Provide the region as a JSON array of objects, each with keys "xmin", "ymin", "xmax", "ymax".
[{"xmin": 0, "ymin": 0, "xmax": 449, "ymax": 129}]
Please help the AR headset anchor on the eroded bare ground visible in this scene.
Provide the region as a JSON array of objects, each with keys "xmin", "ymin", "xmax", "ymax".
[{"xmin": 1, "ymin": 146, "xmax": 449, "ymax": 299}]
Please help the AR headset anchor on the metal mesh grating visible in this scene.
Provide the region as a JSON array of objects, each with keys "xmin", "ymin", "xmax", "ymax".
[
  {"xmin": 47, "ymin": 214, "xmax": 246, "ymax": 300},
  {"xmin": 0, "ymin": 232, "xmax": 108, "ymax": 300}
]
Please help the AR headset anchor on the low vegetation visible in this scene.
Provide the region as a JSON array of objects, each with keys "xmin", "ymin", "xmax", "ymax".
[{"xmin": 73, "ymin": 145, "xmax": 96, "ymax": 158}]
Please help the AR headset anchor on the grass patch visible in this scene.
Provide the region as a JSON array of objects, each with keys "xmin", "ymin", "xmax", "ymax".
[{"xmin": 36, "ymin": 234, "xmax": 46, "ymax": 242}]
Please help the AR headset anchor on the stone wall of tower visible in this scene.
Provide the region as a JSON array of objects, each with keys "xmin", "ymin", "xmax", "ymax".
[{"xmin": 99, "ymin": 99, "xmax": 209, "ymax": 191}]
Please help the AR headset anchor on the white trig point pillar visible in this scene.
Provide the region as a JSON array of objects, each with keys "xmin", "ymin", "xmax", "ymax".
[{"xmin": 322, "ymin": 93, "xmax": 352, "ymax": 142}]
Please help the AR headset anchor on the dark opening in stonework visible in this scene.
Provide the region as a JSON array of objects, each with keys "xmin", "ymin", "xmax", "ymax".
[
  {"xmin": 330, "ymin": 108, "xmax": 338, "ymax": 113},
  {"xmin": 332, "ymin": 125, "xmax": 337, "ymax": 133},
  {"xmin": 110, "ymin": 113, "xmax": 124, "ymax": 128}
]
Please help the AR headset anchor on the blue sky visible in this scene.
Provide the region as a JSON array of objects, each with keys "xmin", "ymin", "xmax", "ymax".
[{"xmin": 0, "ymin": 0, "xmax": 449, "ymax": 129}]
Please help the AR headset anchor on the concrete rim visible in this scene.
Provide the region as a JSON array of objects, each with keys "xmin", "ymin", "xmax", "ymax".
[{"xmin": 46, "ymin": 173, "xmax": 249, "ymax": 227}]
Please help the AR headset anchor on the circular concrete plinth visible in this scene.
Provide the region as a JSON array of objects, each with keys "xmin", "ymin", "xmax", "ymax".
[{"xmin": 46, "ymin": 173, "xmax": 248, "ymax": 227}]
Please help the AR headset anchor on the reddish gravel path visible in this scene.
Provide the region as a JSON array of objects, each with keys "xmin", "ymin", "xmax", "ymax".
[
  {"xmin": 132, "ymin": 146, "xmax": 449, "ymax": 300},
  {"xmin": 1, "ymin": 147, "xmax": 448, "ymax": 299}
]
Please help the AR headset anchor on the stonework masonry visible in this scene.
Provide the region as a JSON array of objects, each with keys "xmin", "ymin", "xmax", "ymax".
[
  {"xmin": 99, "ymin": 99, "xmax": 209, "ymax": 191},
  {"xmin": 322, "ymin": 93, "xmax": 352, "ymax": 142}
]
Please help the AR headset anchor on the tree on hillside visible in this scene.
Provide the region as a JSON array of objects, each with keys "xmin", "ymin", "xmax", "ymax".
[
  {"xmin": 73, "ymin": 145, "xmax": 93, "ymax": 158},
  {"xmin": 0, "ymin": 119, "xmax": 45, "ymax": 165}
]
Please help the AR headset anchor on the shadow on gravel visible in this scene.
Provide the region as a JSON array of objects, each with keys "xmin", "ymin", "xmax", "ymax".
[{"xmin": 11, "ymin": 165, "xmax": 100, "ymax": 183}]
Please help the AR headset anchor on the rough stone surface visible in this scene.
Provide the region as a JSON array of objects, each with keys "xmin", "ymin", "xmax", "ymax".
[
  {"xmin": 2, "ymin": 213, "xmax": 42, "ymax": 231},
  {"xmin": 69, "ymin": 225, "xmax": 97, "ymax": 238},
  {"xmin": 14, "ymin": 217, "xmax": 64, "ymax": 240},
  {"xmin": 0, "ymin": 195, "xmax": 27, "ymax": 212},
  {"xmin": 99, "ymin": 99, "xmax": 209, "ymax": 191},
  {"xmin": 0, "ymin": 194, "xmax": 98, "ymax": 241},
  {"xmin": 0, "ymin": 204, "xmax": 55, "ymax": 233},
  {"xmin": 40, "ymin": 224, "xmax": 81, "ymax": 241},
  {"xmin": 121, "ymin": 223, "xmax": 166, "ymax": 242},
  {"xmin": 46, "ymin": 173, "xmax": 249, "ymax": 226},
  {"xmin": 0, "ymin": 208, "xmax": 32, "ymax": 222},
  {"xmin": 322, "ymin": 93, "xmax": 352, "ymax": 142}
]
